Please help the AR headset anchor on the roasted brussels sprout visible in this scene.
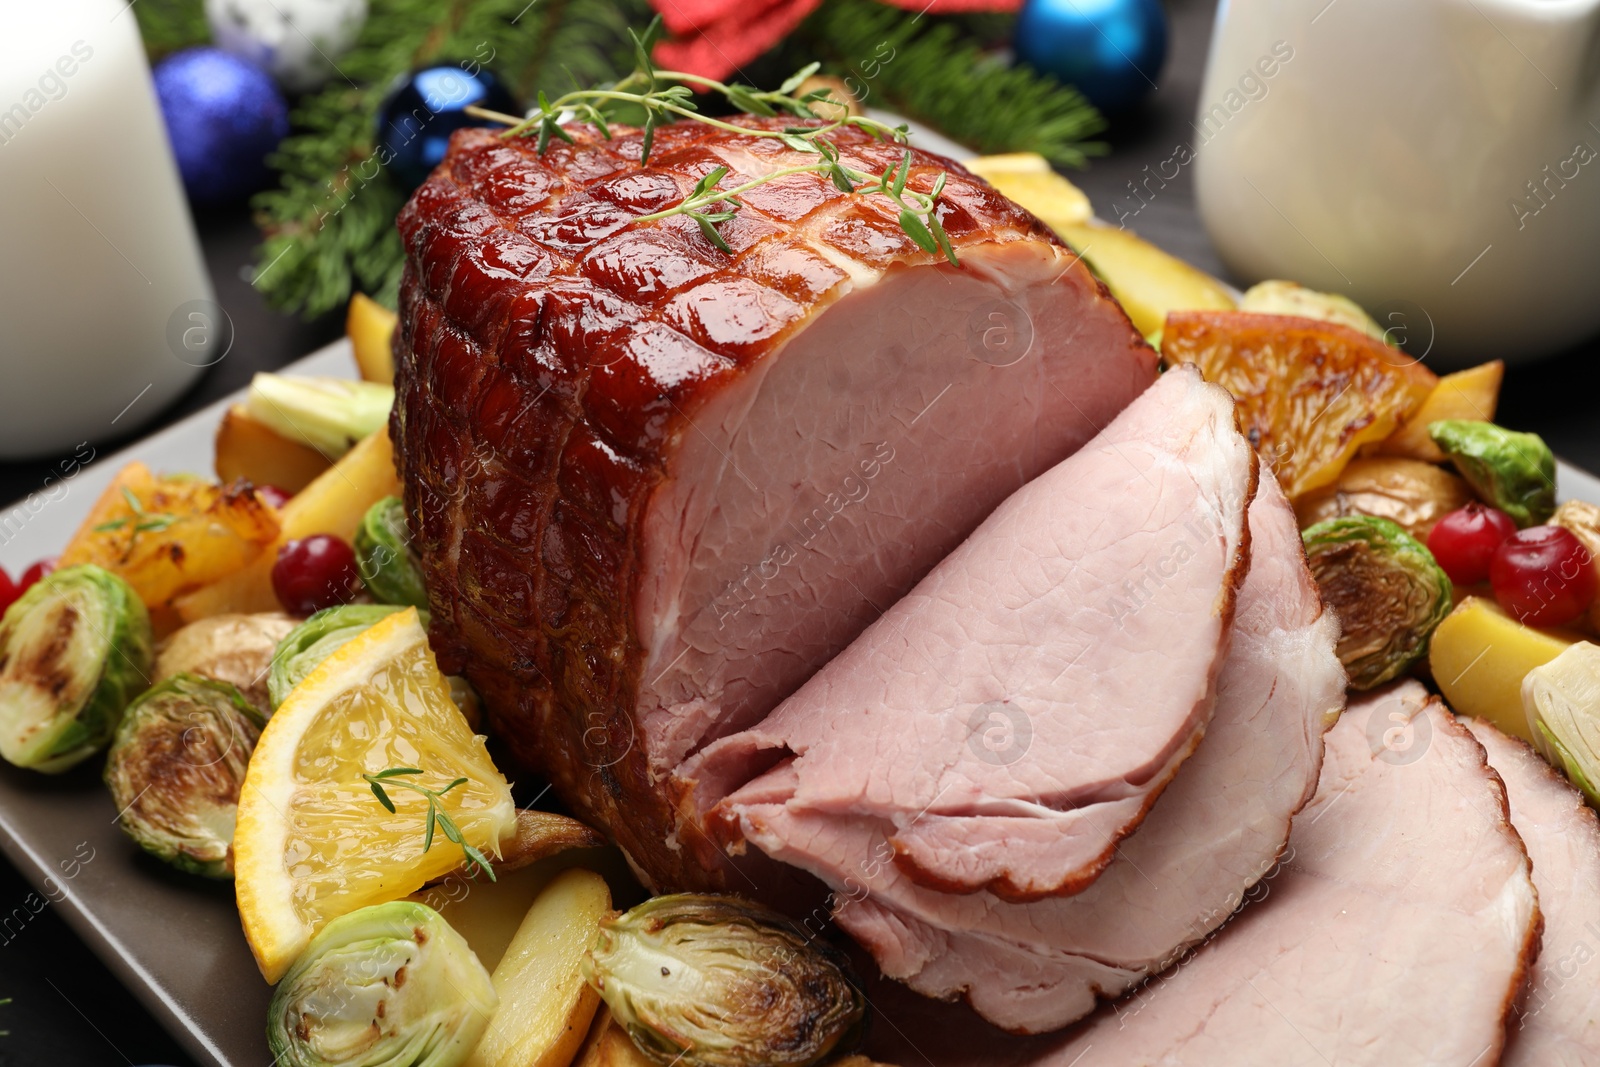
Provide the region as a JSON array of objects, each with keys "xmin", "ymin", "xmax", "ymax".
[
  {"xmin": 583, "ymin": 894, "xmax": 866, "ymax": 1067},
  {"xmin": 0, "ymin": 564, "xmax": 152, "ymax": 772},
  {"xmin": 1293, "ymin": 457, "xmax": 1475, "ymax": 542},
  {"xmin": 1522, "ymin": 641, "xmax": 1600, "ymax": 805},
  {"xmin": 1303, "ymin": 516, "xmax": 1453, "ymax": 690},
  {"xmin": 1429, "ymin": 420, "xmax": 1556, "ymax": 527},
  {"xmin": 1238, "ymin": 280, "xmax": 1387, "ymax": 341},
  {"xmin": 354, "ymin": 496, "xmax": 427, "ymax": 608},
  {"xmin": 246, "ymin": 373, "xmax": 394, "ymax": 459},
  {"xmin": 267, "ymin": 604, "xmax": 406, "ymax": 708},
  {"xmin": 155, "ymin": 613, "xmax": 298, "ymax": 713},
  {"xmin": 268, "ymin": 900, "xmax": 497, "ymax": 1067},
  {"xmin": 104, "ymin": 674, "xmax": 262, "ymax": 877}
]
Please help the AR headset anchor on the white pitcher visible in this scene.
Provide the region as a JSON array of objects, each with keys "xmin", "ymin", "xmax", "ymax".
[{"xmin": 1194, "ymin": 0, "xmax": 1600, "ymax": 366}]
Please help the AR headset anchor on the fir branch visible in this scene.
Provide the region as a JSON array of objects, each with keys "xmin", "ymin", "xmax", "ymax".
[
  {"xmin": 787, "ymin": 0, "xmax": 1106, "ymax": 169},
  {"xmin": 133, "ymin": 0, "xmax": 210, "ymax": 61},
  {"xmin": 250, "ymin": 0, "xmax": 652, "ymax": 318}
]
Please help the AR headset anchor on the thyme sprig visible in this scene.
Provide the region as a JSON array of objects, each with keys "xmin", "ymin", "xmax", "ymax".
[
  {"xmin": 93, "ymin": 487, "xmax": 179, "ymax": 536},
  {"xmin": 470, "ymin": 20, "xmax": 957, "ymax": 265},
  {"xmin": 364, "ymin": 767, "xmax": 497, "ymax": 881}
]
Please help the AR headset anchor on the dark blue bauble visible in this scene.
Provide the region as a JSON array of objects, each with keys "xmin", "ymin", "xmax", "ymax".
[
  {"xmin": 152, "ymin": 47, "xmax": 289, "ymax": 205},
  {"xmin": 377, "ymin": 66, "xmax": 520, "ymax": 190},
  {"xmin": 1014, "ymin": 0, "xmax": 1168, "ymax": 114}
]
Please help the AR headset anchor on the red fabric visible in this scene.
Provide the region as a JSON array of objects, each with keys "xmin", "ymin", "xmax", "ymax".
[{"xmin": 650, "ymin": 0, "xmax": 1023, "ymax": 82}]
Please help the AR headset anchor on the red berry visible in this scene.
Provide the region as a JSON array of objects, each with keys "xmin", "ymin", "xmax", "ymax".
[
  {"xmin": 256, "ymin": 485, "xmax": 292, "ymax": 509},
  {"xmin": 272, "ymin": 535, "xmax": 361, "ymax": 616},
  {"xmin": 18, "ymin": 558, "xmax": 57, "ymax": 594},
  {"xmin": 0, "ymin": 568, "xmax": 17, "ymax": 616},
  {"xmin": 1427, "ymin": 503, "xmax": 1518, "ymax": 586},
  {"xmin": 1490, "ymin": 526, "xmax": 1597, "ymax": 628}
]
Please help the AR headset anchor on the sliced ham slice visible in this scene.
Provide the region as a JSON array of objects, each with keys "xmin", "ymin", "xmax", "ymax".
[
  {"xmin": 692, "ymin": 366, "xmax": 1257, "ymax": 901},
  {"xmin": 715, "ymin": 471, "xmax": 1344, "ymax": 1032},
  {"xmin": 1467, "ymin": 719, "xmax": 1600, "ymax": 1066},
  {"xmin": 1033, "ymin": 684, "xmax": 1540, "ymax": 1065}
]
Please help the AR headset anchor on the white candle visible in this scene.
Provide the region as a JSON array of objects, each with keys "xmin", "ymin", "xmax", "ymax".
[{"xmin": 0, "ymin": 0, "xmax": 220, "ymax": 459}]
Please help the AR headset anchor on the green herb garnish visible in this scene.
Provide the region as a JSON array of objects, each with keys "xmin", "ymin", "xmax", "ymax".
[
  {"xmin": 363, "ymin": 767, "xmax": 497, "ymax": 881},
  {"xmin": 469, "ymin": 20, "xmax": 957, "ymax": 264}
]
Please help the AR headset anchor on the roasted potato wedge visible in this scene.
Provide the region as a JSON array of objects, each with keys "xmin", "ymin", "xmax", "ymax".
[
  {"xmin": 214, "ymin": 404, "xmax": 331, "ymax": 494},
  {"xmin": 153, "ymin": 613, "xmax": 298, "ymax": 713},
  {"xmin": 60, "ymin": 465, "xmax": 281, "ymax": 613},
  {"xmin": 1293, "ymin": 458, "xmax": 1475, "ymax": 542},
  {"xmin": 347, "ymin": 292, "xmax": 398, "ymax": 385},
  {"xmin": 573, "ymin": 1009, "xmax": 656, "ymax": 1067},
  {"xmin": 1430, "ymin": 596, "xmax": 1581, "ymax": 743},
  {"xmin": 1377, "ymin": 361, "xmax": 1504, "ymax": 462},
  {"xmin": 467, "ymin": 867, "xmax": 610, "ymax": 1067},
  {"xmin": 1056, "ymin": 222, "xmax": 1237, "ymax": 339},
  {"xmin": 176, "ymin": 430, "xmax": 401, "ymax": 621},
  {"xmin": 965, "ymin": 153, "xmax": 1093, "ymax": 231}
]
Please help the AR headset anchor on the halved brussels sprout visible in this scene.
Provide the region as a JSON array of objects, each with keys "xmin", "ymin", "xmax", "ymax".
[
  {"xmin": 104, "ymin": 673, "xmax": 262, "ymax": 877},
  {"xmin": 154, "ymin": 613, "xmax": 298, "ymax": 713},
  {"xmin": 1238, "ymin": 280, "xmax": 1387, "ymax": 341},
  {"xmin": 267, "ymin": 604, "xmax": 407, "ymax": 708},
  {"xmin": 583, "ymin": 894, "xmax": 866, "ymax": 1067},
  {"xmin": 246, "ymin": 373, "xmax": 394, "ymax": 459},
  {"xmin": 1428, "ymin": 420, "xmax": 1556, "ymax": 527},
  {"xmin": 1522, "ymin": 641, "xmax": 1600, "ymax": 805},
  {"xmin": 0, "ymin": 564, "xmax": 152, "ymax": 772},
  {"xmin": 268, "ymin": 900, "xmax": 496, "ymax": 1067},
  {"xmin": 355, "ymin": 496, "xmax": 428, "ymax": 608},
  {"xmin": 1303, "ymin": 516, "xmax": 1453, "ymax": 690}
]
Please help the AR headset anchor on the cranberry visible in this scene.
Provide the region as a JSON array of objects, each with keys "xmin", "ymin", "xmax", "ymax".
[
  {"xmin": 1490, "ymin": 526, "xmax": 1597, "ymax": 628},
  {"xmin": 256, "ymin": 485, "xmax": 292, "ymax": 509},
  {"xmin": 272, "ymin": 535, "xmax": 361, "ymax": 616},
  {"xmin": 1427, "ymin": 503, "xmax": 1518, "ymax": 586},
  {"xmin": 18, "ymin": 558, "xmax": 57, "ymax": 595},
  {"xmin": 0, "ymin": 568, "xmax": 17, "ymax": 616}
]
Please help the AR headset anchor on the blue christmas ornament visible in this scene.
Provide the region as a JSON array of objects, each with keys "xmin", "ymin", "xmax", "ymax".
[
  {"xmin": 152, "ymin": 47, "xmax": 289, "ymax": 205},
  {"xmin": 377, "ymin": 66, "xmax": 520, "ymax": 190},
  {"xmin": 1014, "ymin": 0, "xmax": 1168, "ymax": 114}
]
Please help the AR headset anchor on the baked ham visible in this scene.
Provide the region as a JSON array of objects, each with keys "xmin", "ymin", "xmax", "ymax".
[
  {"xmin": 1036, "ymin": 683, "xmax": 1541, "ymax": 1065},
  {"xmin": 710, "ymin": 466, "xmax": 1343, "ymax": 1032},
  {"xmin": 694, "ymin": 366, "xmax": 1257, "ymax": 902},
  {"xmin": 1467, "ymin": 719, "xmax": 1600, "ymax": 1065},
  {"xmin": 391, "ymin": 119, "xmax": 1158, "ymax": 891}
]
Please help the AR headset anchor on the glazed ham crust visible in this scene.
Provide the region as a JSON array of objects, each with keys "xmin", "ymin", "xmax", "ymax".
[{"xmin": 392, "ymin": 118, "xmax": 1156, "ymax": 890}]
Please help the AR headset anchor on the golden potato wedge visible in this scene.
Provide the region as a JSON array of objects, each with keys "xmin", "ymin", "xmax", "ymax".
[
  {"xmin": 153, "ymin": 613, "xmax": 298, "ymax": 712},
  {"xmin": 573, "ymin": 1009, "xmax": 656, "ymax": 1067},
  {"xmin": 60, "ymin": 464, "xmax": 281, "ymax": 612},
  {"xmin": 347, "ymin": 292, "xmax": 398, "ymax": 385},
  {"xmin": 214, "ymin": 403, "xmax": 332, "ymax": 494},
  {"xmin": 468, "ymin": 867, "xmax": 611, "ymax": 1067},
  {"xmin": 1377, "ymin": 360, "xmax": 1504, "ymax": 462},
  {"xmin": 1293, "ymin": 457, "xmax": 1474, "ymax": 542},
  {"xmin": 1055, "ymin": 221, "xmax": 1236, "ymax": 338},
  {"xmin": 965, "ymin": 153, "xmax": 1093, "ymax": 231},
  {"xmin": 1430, "ymin": 596, "xmax": 1581, "ymax": 743},
  {"xmin": 175, "ymin": 430, "xmax": 401, "ymax": 621}
]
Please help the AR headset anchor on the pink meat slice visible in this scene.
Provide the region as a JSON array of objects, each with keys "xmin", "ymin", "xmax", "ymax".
[
  {"xmin": 720, "ymin": 471, "xmax": 1345, "ymax": 1032},
  {"xmin": 1032, "ymin": 684, "xmax": 1540, "ymax": 1066},
  {"xmin": 1467, "ymin": 719, "xmax": 1600, "ymax": 1066},
  {"xmin": 690, "ymin": 366, "xmax": 1257, "ymax": 900}
]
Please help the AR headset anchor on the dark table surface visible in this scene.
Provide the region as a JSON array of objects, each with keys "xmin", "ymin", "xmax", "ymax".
[{"xmin": 0, "ymin": 1, "xmax": 1596, "ymax": 1062}]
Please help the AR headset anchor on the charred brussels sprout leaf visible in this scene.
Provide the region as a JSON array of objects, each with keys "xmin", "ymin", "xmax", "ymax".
[
  {"xmin": 583, "ymin": 894, "xmax": 867, "ymax": 1067},
  {"xmin": 1428, "ymin": 420, "xmax": 1556, "ymax": 527},
  {"xmin": 355, "ymin": 496, "xmax": 428, "ymax": 609},
  {"xmin": 104, "ymin": 674, "xmax": 262, "ymax": 877},
  {"xmin": 1303, "ymin": 516, "xmax": 1452, "ymax": 690},
  {"xmin": 268, "ymin": 900, "xmax": 496, "ymax": 1067},
  {"xmin": 267, "ymin": 604, "xmax": 407, "ymax": 708},
  {"xmin": 0, "ymin": 564, "xmax": 152, "ymax": 772}
]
